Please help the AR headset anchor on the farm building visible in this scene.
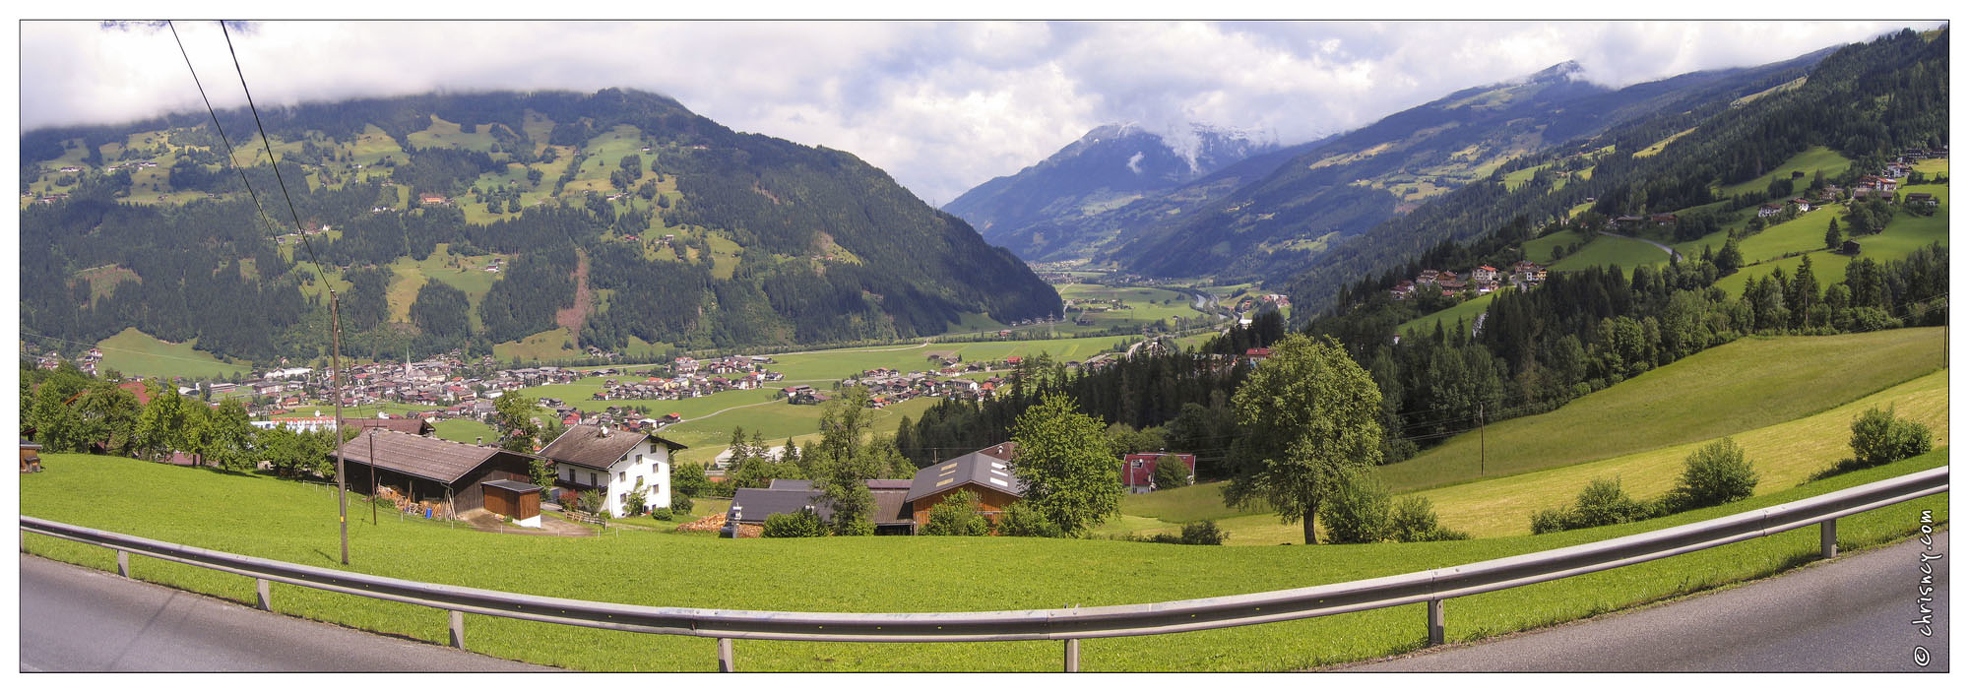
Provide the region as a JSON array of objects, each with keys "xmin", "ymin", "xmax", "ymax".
[
  {"xmin": 905, "ymin": 450, "xmax": 1025, "ymax": 527},
  {"xmin": 481, "ymin": 479, "xmax": 543, "ymax": 527},
  {"xmin": 727, "ymin": 479, "xmax": 916, "ymax": 535},
  {"xmin": 539, "ymin": 424, "xmax": 688, "ymax": 518},
  {"xmin": 332, "ymin": 429, "xmax": 539, "ymax": 518}
]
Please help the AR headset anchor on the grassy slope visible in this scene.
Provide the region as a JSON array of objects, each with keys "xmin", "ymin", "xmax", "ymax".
[
  {"xmin": 1396, "ymin": 293, "xmax": 1497, "ymax": 338},
  {"xmin": 1714, "ymin": 146, "xmax": 1854, "ymax": 199},
  {"xmin": 1712, "ymin": 186, "xmax": 1949, "ymax": 297},
  {"xmin": 1548, "ymin": 234, "xmax": 1669, "ymax": 271},
  {"xmin": 92, "ymin": 327, "xmax": 251, "ymax": 380},
  {"xmin": 1378, "ymin": 328, "xmax": 1945, "ymax": 493},
  {"xmin": 20, "ymin": 451, "xmax": 1945, "ymax": 671}
]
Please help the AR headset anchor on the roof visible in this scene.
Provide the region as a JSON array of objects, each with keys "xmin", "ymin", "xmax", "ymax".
[
  {"xmin": 344, "ymin": 418, "xmax": 435, "ymax": 436},
  {"xmin": 974, "ymin": 442, "xmax": 1018, "ymax": 460},
  {"xmin": 906, "ymin": 451, "xmax": 1025, "ymax": 504},
  {"xmin": 21, "ymin": 439, "xmax": 43, "ymax": 450},
  {"xmin": 729, "ymin": 487, "xmax": 825, "ymax": 524},
  {"xmin": 767, "ymin": 479, "xmax": 815, "ymax": 491},
  {"xmin": 538, "ymin": 424, "xmax": 688, "ymax": 470},
  {"xmin": 483, "ymin": 479, "xmax": 542, "ymax": 494},
  {"xmin": 334, "ymin": 430, "xmax": 535, "ymax": 486}
]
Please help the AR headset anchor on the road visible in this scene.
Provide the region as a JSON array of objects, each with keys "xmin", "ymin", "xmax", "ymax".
[
  {"xmin": 1346, "ymin": 531, "xmax": 1948, "ymax": 672},
  {"xmin": 18, "ymin": 554, "xmax": 554, "ymax": 672}
]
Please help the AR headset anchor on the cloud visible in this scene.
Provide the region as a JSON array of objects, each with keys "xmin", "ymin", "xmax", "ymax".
[{"xmin": 17, "ymin": 20, "xmax": 1939, "ymax": 205}]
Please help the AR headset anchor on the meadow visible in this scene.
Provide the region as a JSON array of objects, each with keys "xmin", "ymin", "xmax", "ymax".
[
  {"xmin": 89, "ymin": 327, "xmax": 253, "ymax": 380},
  {"xmin": 19, "ymin": 450, "xmax": 1946, "ymax": 671}
]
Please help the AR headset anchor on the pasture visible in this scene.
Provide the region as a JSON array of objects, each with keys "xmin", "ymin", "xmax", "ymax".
[
  {"xmin": 1714, "ymin": 146, "xmax": 1853, "ymax": 199},
  {"xmin": 1396, "ymin": 292, "xmax": 1497, "ymax": 339},
  {"xmin": 1378, "ymin": 328, "xmax": 1945, "ymax": 493},
  {"xmin": 20, "ymin": 451, "xmax": 1944, "ymax": 671},
  {"xmin": 91, "ymin": 327, "xmax": 251, "ymax": 380},
  {"xmin": 1548, "ymin": 233, "xmax": 1670, "ymax": 271}
]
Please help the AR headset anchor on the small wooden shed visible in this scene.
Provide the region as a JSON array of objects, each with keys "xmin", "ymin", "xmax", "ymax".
[
  {"xmin": 482, "ymin": 479, "xmax": 543, "ymax": 527},
  {"xmin": 21, "ymin": 439, "xmax": 45, "ymax": 473}
]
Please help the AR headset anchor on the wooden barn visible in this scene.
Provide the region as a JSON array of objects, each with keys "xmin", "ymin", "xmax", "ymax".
[
  {"xmin": 905, "ymin": 449, "xmax": 1025, "ymax": 527},
  {"xmin": 332, "ymin": 429, "xmax": 539, "ymax": 518},
  {"xmin": 481, "ymin": 479, "xmax": 543, "ymax": 527}
]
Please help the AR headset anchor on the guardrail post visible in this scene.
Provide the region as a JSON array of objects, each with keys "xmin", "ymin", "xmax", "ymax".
[
  {"xmin": 449, "ymin": 610, "xmax": 465, "ymax": 649},
  {"xmin": 1820, "ymin": 518, "xmax": 1838, "ymax": 559},
  {"xmin": 116, "ymin": 549, "xmax": 129, "ymax": 577},
  {"xmin": 256, "ymin": 579, "xmax": 272, "ymax": 611},
  {"xmin": 1065, "ymin": 638, "xmax": 1080, "ymax": 672},
  {"xmin": 717, "ymin": 638, "xmax": 736, "ymax": 672},
  {"xmin": 1427, "ymin": 599, "xmax": 1445, "ymax": 645}
]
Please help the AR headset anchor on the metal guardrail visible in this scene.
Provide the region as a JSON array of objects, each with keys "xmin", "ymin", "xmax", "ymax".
[{"xmin": 20, "ymin": 465, "xmax": 1947, "ymax": 672}]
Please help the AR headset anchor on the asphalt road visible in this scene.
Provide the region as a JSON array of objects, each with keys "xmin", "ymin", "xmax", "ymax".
[
  {"xmin": 18, "ymin": 554, "xmax": 554, "ymax": 672},
  {"xmin": 1347, "ymin": 531, "xmax": 1949, "ymax": 672}
]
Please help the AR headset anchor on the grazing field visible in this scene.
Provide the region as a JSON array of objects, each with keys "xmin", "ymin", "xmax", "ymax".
[
  {"xmin": 1378, "ymin": 328, "xmax": 1945, "ymax": 493},
  {"xmin": 90, "ymin": 327, "xmax": 250, "ymax": 380},
  {"xmin": 1396, "ymin": 292, "xmax": 1497, "ymax": 339},
  {"xmin": 1548, "ymin": 233, "xmax": 1670, "ymax": 271},
  {"xmin": 21, "ymin": 452, "xmax": 1944, "ymax": 671},
  {"xmin": 494, "ymin": 328, "xmax": 584, "ymax": 363},
  {"xmin": 1417, "ymin": 370, "xmax": 1946, "ymax": 537},
  {"xmin": 1675, "ymin": 205, "xmax": 1841, "ymax": 266},
  {"xmin": 1714, "ymin": 146, "xmax": 1853, "ymax": 199},
  {"xmin": 430, "ymin": 417, "xmax": 498, "ymax": 445},
  {"xmin": 1712, "ymin": 199, "xmax": 1949, "ymax": 297},
  {"xmin": 1521, "ymin": 228, "xmax": 1592, "ymax": 266}
]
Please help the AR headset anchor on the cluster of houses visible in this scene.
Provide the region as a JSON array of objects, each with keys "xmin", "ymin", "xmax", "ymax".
[
  {"xmin": 35, "ymin": 349, "xmax": 105, "ymax": 377},
  {"xmin": 1390, "ymin": 261, "xmax": 1547, "ymax": 301},
  {"xmin": 723, "ymin": 443, "xmax": 1199, "ymax": 536}
]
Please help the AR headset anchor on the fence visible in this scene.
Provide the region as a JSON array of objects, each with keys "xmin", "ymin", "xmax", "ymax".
[{"xmin": 19, "ymin": 465, "xmax": 1947, "ymax": 672}]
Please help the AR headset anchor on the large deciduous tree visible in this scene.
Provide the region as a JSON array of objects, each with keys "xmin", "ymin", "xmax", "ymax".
[
  {"xmin": 1223, "ymin": 334, "xmax": 1385, "ymax": 544},
  {"xmin": 1009, "ymin": 393, "xmax": 1121, "ymax": 537}
]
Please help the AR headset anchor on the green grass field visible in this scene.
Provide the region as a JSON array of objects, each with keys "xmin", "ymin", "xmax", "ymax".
[
  {"xmin": 90, "ymin": 327, "xmax": 252, "ymax": 380},
  {"xmin": 1548, "ymin": 233, "xmax": 1671, "ymax": 271},
  {"xmin": 1715, "ymin": 146, "xmax": 1853, "ymax": 199},
  {"xmin": 1397, "ymin": 292, "xmax": 1497, "ymax": 338},
  {"xmin": 1673, "ymin": 205, "xmax": 1840, "ymax": 266},
  {"xmin": 1057, "ymin": 284, "xmax": 1201, "ymax": 333},
  {"xmin": 19, "ymin": 451, "xmax": 1946, "ymax": 671},
  {"xmin": 1522, "ymin": 227, "xmax": 1592, "ymax": 265},
  {"xmin": 1712, "ymin": 194, "xmax": 1949, "ymax": 297},
  {"xmin": 1379, "ymin": 328, "xmax": 1944, "ymax": 493},
  {"xmin": 494, "ymin": 328, "xmax": 584, "ymax": 363},
  {"xmin": 430, "ymin": 417, "xmax": 497, "ymax": 445}
]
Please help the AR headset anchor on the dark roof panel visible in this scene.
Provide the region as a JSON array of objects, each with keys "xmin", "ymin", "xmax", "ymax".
[
  {"xmin": 905, "ymin": 451, "xmax": 1025, "ymax": 503},
  {"xmin": 483, "ymin": 479, "xmax": 542, "ymax": 493},
  {"xmin": 334, "ymin": 430, "xmax": 534, "ymax": 485},
  {"xmin": 539, "ymin": 424, "xmax": 689, "ymax": 470}
]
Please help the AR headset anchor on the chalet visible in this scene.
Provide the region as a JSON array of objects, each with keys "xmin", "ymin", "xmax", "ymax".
[
  {"xmin": 418, "ymin": 193, "xmax": 450, "ymax": 206},
  {"xmin": 1120, "ymin": 452, "xmax": 1196, "ymax": 493},
  {"xmin": 1390, "ymin": 280, "xmax": 1416, "ymax": 299},
  {"xmin": 1416, "ymin": 269, "xmax": 1441, "ymax": 284},
  {"xmin": 1905, "ymin": 192, "xmax": 1938, "ymax": 209},
  {"xmin": 539, "ymin": 424, "xmax": 688, "ymax": 518},
  {"xmin": 332, "ymin": 430, "xmax": 539, "ymax": 518},
  {"xmin": 1649, "ymin": 213, "xmax": 1678, "ymax": 226},
  {"xmin": 1471, "ymin": 265, "xmax": 1498, "ymax": 283},
  {"xmin": 1841, "ymin": 239, "xmax": 1863, "ymax": 255},
  {"xmin": 1790, "ymin": 198, "xmax": 1812, "ymax": 213},
  {"xmin": 1757, "ymin": 203, "xmax": 1785, "ymax": 218},
  {"xmin": 905, "ymin": 449, "xmax": 1026, "ymax": 527}
]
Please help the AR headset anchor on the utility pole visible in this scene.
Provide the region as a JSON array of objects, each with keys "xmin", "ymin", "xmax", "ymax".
[
  {"xmin": 331, "ymin": 294, "xmax": 349, "ymax": 566},
  {"xmin": 368, "ymin": 428, "xmax": 378, "ymax": 526},
  {"xmin": 1478, "ymin": 402, "xmax": 1486, "ymax": 477}
]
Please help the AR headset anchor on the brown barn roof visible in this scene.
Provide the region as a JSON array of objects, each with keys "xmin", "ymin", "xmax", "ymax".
[
  {"xmin": 345, "ymin": 418, "xmax": 435, "ymax": 436},
  {"xmin": 538, "ymin": 424, "xmax": 687, "ymax": 470},
  {"xmin": 334, "ymin": 430, "xmax": 534, "ymax": 486},
  {"xmin": 906, "ymin": 451, "xmax": 1025, "ymax": 504}
]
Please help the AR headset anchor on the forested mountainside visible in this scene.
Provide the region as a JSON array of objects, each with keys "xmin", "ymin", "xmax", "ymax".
[
  {"xmin": 1285, "ymin": 27, "xmax": 1946, "ymax": 314},
  {"xmin": 943, "ymin": 123, "xmax": 1281, "ymax": 261},
  {"xmin": 1084, "ymin": 51, "xmax": 1830, "ymax": 284},
  {"xmin": 19, "ymin": 89, "xmax": 1060, "ymax": 364}
]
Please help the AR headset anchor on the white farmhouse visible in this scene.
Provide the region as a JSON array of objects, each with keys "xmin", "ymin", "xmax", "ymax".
[{"xmin": 538, "ymin": 424, "xmax": 688, "ymax": 518}]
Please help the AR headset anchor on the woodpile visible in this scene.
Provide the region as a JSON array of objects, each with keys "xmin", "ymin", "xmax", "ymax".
[{"xmin": 677, "ymin": 512, "xmax": 758, "ymax": 537}]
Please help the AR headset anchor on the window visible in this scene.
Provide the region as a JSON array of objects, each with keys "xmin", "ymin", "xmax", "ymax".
[
  {"xmin": 637, "ymin": 453, "xmax": 645, "ymax": 465},
  {"xmin": 636, "ymin": 475, "xmax": 644, "ymax": 488},
  {"xmin": 588, "ymin": 471, "xmax": 598, "ymax": 486},
  {"xmin": 618, "ymin": 470, "xmax": 627, "ymax": 482},
  {"xmin": 1130, "ymin": 459, "xmax": 1144, "ymax": 469}
]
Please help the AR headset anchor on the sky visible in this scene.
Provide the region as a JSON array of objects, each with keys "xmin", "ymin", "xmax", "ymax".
[{"xmin": 12, "ymin": 14, "xmax": 1944, "ymax": 206}]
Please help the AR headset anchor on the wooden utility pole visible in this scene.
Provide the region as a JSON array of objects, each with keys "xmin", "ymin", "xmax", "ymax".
[
  {"xmin": 331, "ymin": 294, "xmax": 348, "ymax": 566},
  {"xmin": 368, "ymin": 428, "xmax": 378, "ymax": 526},
  {"xmin": 1478, "ymin": 402, "xmax": 1486, "ymax": 477}
]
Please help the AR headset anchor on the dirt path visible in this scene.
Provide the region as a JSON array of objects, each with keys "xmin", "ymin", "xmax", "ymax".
[{"xmin": 553, "ymin": 248, "xmax": 592, "ymax": 339}]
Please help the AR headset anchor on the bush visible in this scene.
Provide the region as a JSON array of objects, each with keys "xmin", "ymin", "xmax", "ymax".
[
  {"xmin": 1152, "ymin": 454, "xmax": 1192, "ymax": 489},
  {"xmin": 1318, "ymin": 467, "xmax": 1391, "ymax": 544},
  {"xmin": 1178, "ymin": 519, "xmax": 1227, "ymax": 545},
  {"xmin": 761, "ymin": 508, "xmax": 828, "ymax": 538},
  {"xmin": 1389, "ymin": 496, "xmax": 1470, "ymax": 542},
  {"xmin": 670, "ymin": 494, "xmax": 694, "ymax": 515},
  {"xmin": 996, "ymin": 502, "xmax": 1064, "ymax": 538},
  {"xmin": 1663, "ymin": 437, "xmax": 1758, "ymax": 513},
  {"xmin": 1531, "ymin": 477, "xmax": 1657, "ymax": 534},
  {"xmin": 922, "ymin": 489, "xmax": 990, "ymax": 536},
  {"xmin": 1846, "ymin": 406, "xmax": 1933, "ymax": 470},
  {"xmin": 649, "ymin": 507, "xmax": 673, "ymax": 521}
]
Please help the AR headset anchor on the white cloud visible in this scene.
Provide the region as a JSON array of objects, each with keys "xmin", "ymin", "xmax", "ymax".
[{"xmin": 16, "ymin": 20, "xmax": 1940, "ymax": 205}]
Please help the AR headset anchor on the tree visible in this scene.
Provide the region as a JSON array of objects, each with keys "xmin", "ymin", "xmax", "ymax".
[
  {"xmin": 492, "ymin": 390, "xmax": 541, "ymax": 453},
  {"xmin": 1223, "ymin": 334, "xmax": 1384, "ymax": 544},
  {"xmin": 133, "ymin": 379, "xmax": 194, "ymax": 461},
  {"xmin": 1825, "ymin": 217, "xmax": 1842, "ymax": 249},
  {"xmin": 921, "ymin": 488, "xmax": 989, "ymax": 536},
  {"xmin": 1008, "ymin": 393, "xmax": 1122, "ymax": 537},
  {"xmin": 1151, "ymin": 453, "xmax": 1191, "ymax": 489},
  {"xmin": 1318, "ymin": 466, "xmax": 1392, "ymax": 544},
  {"xmin": 190, "ymin": 400, "xmax": 257, "ymax": 471}
]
